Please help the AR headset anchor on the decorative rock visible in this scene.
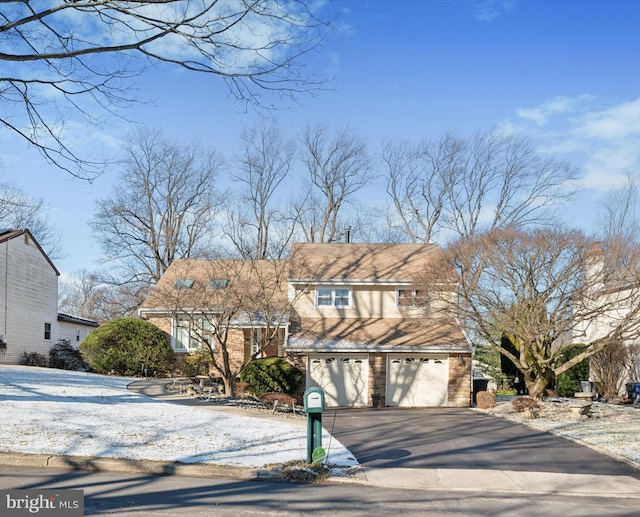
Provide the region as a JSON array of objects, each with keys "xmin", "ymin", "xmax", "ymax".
[{"xmin": 476, "ymin": 390, "xmax": 497, "ymax": 409}]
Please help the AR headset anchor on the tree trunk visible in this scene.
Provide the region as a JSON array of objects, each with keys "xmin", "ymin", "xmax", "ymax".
[
  {"xmin": 221, "ymin": 374, "xmax": 235, "ymax": 397},
  {"xmin": 525, "ymin": 372, "xmax": 553, "ymax": 400}
]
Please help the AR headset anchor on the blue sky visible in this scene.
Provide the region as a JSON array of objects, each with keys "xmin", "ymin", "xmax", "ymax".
[{"xmin": 2, "ymin": 0, "xmax": 640, "ymax": 276}]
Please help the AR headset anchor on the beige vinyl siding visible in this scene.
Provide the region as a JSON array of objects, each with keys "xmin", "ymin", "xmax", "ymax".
[{"xmin": 294, "ymin": 284, "xmax": 429, "ymax": 319}]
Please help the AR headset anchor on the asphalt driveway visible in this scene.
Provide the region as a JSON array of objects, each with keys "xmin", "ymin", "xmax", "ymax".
[{"xmin": 325, "ymin": 407, "xmax": 640, "ymax": 479}]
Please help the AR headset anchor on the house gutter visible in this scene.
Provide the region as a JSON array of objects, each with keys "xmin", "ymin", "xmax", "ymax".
[
  {"xmin": 285, "ymin": 342, "xmax": 471, "ymax": 354},
  {"xmin": 3, "ymin": 239, "xmax": 7, "ymax": 343}
]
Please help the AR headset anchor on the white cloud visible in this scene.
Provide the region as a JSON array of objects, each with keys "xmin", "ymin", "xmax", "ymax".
[
  {"xmin": 582, "ymin": 98, "xmax": 640, "ymax": 139},
  {"xmin": 473, "ymin": 0, "xmax": 519, "ymax": 22},
  {"xmin": 501, "ymin": 95, "xmax": 640, "ymax": 193},
  {"xmin": 515, "ymin": 95, "xmax": 593, "ymax": 126}
]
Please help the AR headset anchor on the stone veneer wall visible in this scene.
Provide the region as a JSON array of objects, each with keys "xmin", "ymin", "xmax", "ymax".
[
  {"xmin": 448, "ymin": 353, "xmax": 472, "ymax": 407},
  {"xmin": 369, "ymin": 353, "xmax": 386, "ymax": 407}
]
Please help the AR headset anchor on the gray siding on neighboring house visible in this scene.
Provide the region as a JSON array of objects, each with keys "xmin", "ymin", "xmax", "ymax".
[{"xmin": 57, "ymin": 314, "xmax": 99, "ymax": 349}]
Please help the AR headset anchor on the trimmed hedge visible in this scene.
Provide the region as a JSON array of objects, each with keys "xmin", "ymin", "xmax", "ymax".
[
  {"xmin": 239, "ymin": 357, "xmax": 303, "ymax": 396},
  {"xmin": 79, "ymin": 318, "xmax": 173, "ymax": 376}
]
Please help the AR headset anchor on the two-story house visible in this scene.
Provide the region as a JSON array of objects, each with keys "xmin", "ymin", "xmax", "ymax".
[
  {"xmin": 572, "ymin": 247, "xmax": 640, "ymax": 396},
  {"xmin": 0, "ymin": 229, "xmax": 98, "ymax": 364},
  {"xmin": 287, "ymin": 243, "xmax": 471, "ymax": 408},
  {"xmin": 138, "ymin": 243, "xmax": 472, "ymax": 407}
]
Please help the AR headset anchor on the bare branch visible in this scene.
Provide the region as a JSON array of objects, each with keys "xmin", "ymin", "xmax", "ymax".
[
  {"xmin": 420, "ymin": 227, "xmax": 640, "ymax": 399},
  {"xmin": 91, "ymin": 127, "xmax": 223, "ymax": 309},
  {"xmin": 382, "ymin": 131, "xmax": 579, "ymax": 244},
  {"xmin": 0, "ymin": 0, "xmax": 333, "ymax": 179}
]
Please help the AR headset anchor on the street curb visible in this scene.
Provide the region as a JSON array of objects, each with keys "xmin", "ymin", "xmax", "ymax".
[{"xmin": 0, "ymin": 452, "xmax": 284, "ymax": 481}]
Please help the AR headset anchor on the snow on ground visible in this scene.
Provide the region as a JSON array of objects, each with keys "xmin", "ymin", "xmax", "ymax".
[{"xmin": 0, "ymin": 366, "xmax": 357, "ymax": 469}]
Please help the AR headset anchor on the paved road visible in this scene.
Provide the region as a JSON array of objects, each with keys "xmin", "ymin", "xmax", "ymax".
[{"xmin": 2, "ymin": 465, "xmax": 640, "ymax": 517}]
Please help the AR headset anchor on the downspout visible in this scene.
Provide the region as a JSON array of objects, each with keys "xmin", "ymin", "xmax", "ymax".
[{"xmin": 4, "ymin": 239, "xmax": 8, "ymax": 340}]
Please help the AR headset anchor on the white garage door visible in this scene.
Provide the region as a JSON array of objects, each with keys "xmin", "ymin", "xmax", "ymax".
[
  {"xmin": 386, "ymin": 354, "xmax": 449, "ymax": 407},
  {"xmin": 308, "ymin": 354, "xmax": 369, "ymax": 407}
]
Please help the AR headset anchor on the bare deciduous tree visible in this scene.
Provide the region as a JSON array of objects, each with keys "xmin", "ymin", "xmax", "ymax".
[
  {"xmin": 91, "ymin": 128, "xmax": 223, "ymax": 310},
  {"xmin": 58, "ymin": 270, "xmax": 113, "ymax": 323},
  {"xmin": 294, "ymin": 123, "xmax": 373, "ymax": 243},
  {"xmin": 225, "ymin": 120, "xmax": 296, "ymax": 259},
  {"xmin": 420, "ymin": 227, "xmax": 640, "ymax": 399},
  {"xmin": 1, "ymin": 0, "xmax": 332, "ymax": 179},
  {"xmin": 597, "ymin": 172, "xmax": 639, "ymax": 243},
  {"xmin": 382, "ymin": 132, "xmax": 578, "ymax": 243},
  {"xmin": 589, "ymin": 340, "xmax": 639, "ymax": 398},
  {"xmin": 0, "ymin": 177, "xmax": 61, "ymax": 259},
  {"xmin": 142, "ymin": 258, "xmax": 301, "ymax": 395},
  {"xmin": 588, "ymin": 173, "xmax": 640, "ymax": 396}
]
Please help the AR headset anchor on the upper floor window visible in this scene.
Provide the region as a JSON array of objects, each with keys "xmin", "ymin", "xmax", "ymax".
[
  {"xmin": 396, "ymin": 288, "xmax": 429, "ymax": 309},
  {"xmin": 174, "ymin": 278, "xmax": 195, "ymax": 289},
  {"xmin": 316, "ymin": 287, "xmax": 351, "ymax": 308},
  {"xmin": 209, "ymin": 278, "xmax": 229, "ymax": 289},
  {"xmin": 44, "ymin": 322, "xmax": 51, "ymax": 340}
]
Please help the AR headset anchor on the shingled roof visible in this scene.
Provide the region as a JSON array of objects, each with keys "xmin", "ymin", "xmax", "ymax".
[{"xmin": 289, "ymin": 242, "xmax": 442, "ymax": 283}]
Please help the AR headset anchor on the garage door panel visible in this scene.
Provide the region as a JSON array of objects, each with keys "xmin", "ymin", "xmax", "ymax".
[
  {"xmin": 387, "ymin": 354, "xmax": 449, "ymax": 407},
  {"xmin": 308, "ymin": 354, "xmax": 369, "ymax": 407}
]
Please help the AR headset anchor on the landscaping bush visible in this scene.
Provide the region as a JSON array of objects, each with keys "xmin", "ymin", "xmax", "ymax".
[
  {"xmin": 179, "ymin": 348, "xmax": 211, "ymax": 378},
  {"xmin": 258, "ymin": 392, "xmax": 298, "ymax": 406},
  {"xmin": 49, "ymin": 339, "xmax": 90, "ymax": 371},
  {"xmin": 19, "ymin": 351, "xmax": 47, "ymax": 367},
  {"xmin": 239, "ymin": 357, "xmax": 303, "ymax": 396},
  {"xmin": 555, "ymin": 344, "xmax": 589, "ymax": 397},
  {"xmin": 79, "ymin": 318, "xmax": 173, "ymax": 376}
]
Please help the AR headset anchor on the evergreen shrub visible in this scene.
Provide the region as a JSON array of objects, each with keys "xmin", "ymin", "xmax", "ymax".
[
  {"xmin": 79, "ymin": 318, "xmax": 173, "ymax": 376},
  {"xmin": 49, "ymin": 339, "xmax": 90, "ymax": 371},
  {"xmin": 239, "ymin": 357, "xmax": 303, "ymax": 396}
]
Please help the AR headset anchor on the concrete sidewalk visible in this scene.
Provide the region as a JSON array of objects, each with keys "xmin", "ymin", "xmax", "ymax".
[{"xmin": 345, "ymin": 467, "xmax": 640, "ymax": 498}]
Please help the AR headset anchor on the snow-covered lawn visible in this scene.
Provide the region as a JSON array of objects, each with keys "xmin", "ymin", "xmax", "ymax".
[{"xmin": 0, "ymin": 366, "xmax": 357, "ymax": 469}]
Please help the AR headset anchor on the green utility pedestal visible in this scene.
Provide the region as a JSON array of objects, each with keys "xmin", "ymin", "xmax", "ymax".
[{"xmin": 303, "ymin": 387, "xmax": 325, "ymax": 464}]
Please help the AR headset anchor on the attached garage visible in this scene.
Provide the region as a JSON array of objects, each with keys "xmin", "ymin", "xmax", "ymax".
[
  {"xmin": 386, "ymin": 353, "xmax": 449, "ymax": 407},
  {"xmin": 308, "ymin": 353, "xmax": 369, "ymax": 407}
]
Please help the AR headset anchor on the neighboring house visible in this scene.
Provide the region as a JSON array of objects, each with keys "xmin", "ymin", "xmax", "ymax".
[
  {"xmin": 139, "ymin": 243, "xmax": 472, "ymax": 408},
  {"xmin": 0, "ymin": 229, "xmax": 98, "ymax": 365},
  {"xmin": 287, "ymin": 243, "xmax": 472, "ymax": 408},
  {"xmin": 57, "ymin": 313, "xmax": 100, "ymax": 346},
  {"xmin": 138, "ymin": 258, "xmax": 289, "ymax": 375},
  {"xmin": 573, "ymin": 251, "xmax": 640, "ymax": 395}
]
